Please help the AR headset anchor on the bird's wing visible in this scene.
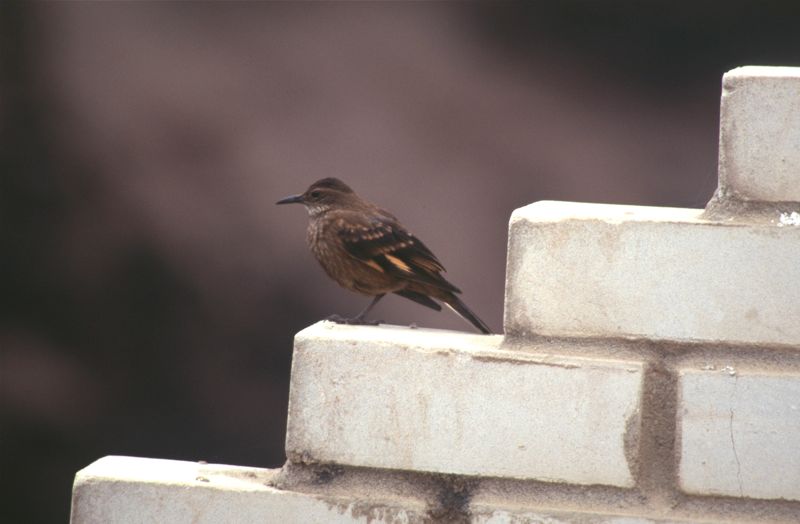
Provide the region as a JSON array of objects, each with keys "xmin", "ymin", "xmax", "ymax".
[{"xmin": 337, "ymin": 212, "xmax": 461, "ymax": 294}]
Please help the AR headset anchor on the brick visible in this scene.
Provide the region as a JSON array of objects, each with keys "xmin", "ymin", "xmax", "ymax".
[
  {"xmin": 286, "ymin": 322, "xmax": 643, "ymax": 488},
  {"xmin": 471, "ymin": 508, "xmax": 672, "ymax": 524},
  {"xmin": 504, "ymin": 201, "xmax": 800, "ymax": 346},
  {"xmin": 70, "ymin": 456, "xmax": 427, "ymax": 523},
  {"xmin": 678, "ymin": 368, "xmax": 800, "ymax": 501},
  {"xmin": 717, "ymin": 66, "xmax": 800, "ymax": 203}
]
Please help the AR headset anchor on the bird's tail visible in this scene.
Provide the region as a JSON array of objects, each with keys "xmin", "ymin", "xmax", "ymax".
[{"xmin": 443, "ymin": 294, "xmax": 493, "ymax": 334}]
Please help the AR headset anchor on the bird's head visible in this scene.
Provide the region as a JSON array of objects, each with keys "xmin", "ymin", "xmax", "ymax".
[{"xmin": 276, "ymin": 178, "xmax": 358, "ymax": 216}]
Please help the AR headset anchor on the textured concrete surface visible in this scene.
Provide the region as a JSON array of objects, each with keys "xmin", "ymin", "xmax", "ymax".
[
  {"xmin": 286, "ymin": 322, "xmax": 643, "ymax": 487},
  {"xmin": 717, "ymin": 66, "xmax": 800, "ymax": 203},
  {"xmin": 504, "ymin": 201, "xmax": 800, "ymax": 345},
  {"xmin": 678, "ymin": 368, "xmax": 800, "ymax": 501},
  {"xmin": 70, "ymin": 456, "xmax": 428, "ymax": 524}
]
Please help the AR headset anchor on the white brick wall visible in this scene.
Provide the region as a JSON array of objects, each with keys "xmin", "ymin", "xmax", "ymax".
[
  {"xmin": 71, "ymin": 66, "xmax": 800, "ymax": 524},
  {"xmin": 504, "ymin": 201, "xmax": 800, "ymax": 345},
  {"xmin": 678, "ymin": 367, "xmax": 800, "ymax": 501},
  {"xmin": 286, "ymin": 322, "xmax": 644, "ymax": 488}
]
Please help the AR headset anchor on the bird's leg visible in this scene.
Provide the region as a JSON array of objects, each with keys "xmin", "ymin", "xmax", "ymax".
[
  {"xmin": 327, "ymin": 294, "xmax": 384, "ymax": 326},
  {"xmin": 353, "ymin": 294, "xmax": 384, "ymax": 323}
]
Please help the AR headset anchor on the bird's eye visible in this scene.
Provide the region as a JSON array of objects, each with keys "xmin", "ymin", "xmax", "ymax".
[{"xmin": 310, "ymin": 190, "xmax": 321, "ymax": 199}]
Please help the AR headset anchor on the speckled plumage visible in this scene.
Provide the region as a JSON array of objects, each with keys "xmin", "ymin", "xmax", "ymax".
[{"xmin": 277, "ymin": 178, "xmax": 492, "ymax": 334}]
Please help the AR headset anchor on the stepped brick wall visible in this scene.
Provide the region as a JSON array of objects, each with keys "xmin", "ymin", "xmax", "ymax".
[{"xmin": 71, "ymin": 66, "xmax": 800, "ymax": 523}]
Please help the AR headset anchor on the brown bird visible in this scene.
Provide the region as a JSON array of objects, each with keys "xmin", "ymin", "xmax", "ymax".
[{"xmin": 277, "ymin": 178, "xmax": 492, "ymax": 334}]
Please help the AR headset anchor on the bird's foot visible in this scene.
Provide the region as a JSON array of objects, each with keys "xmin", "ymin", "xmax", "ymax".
[{"xmin": 326, "ymin": 314, "xmax": 382, "ymax": 326}]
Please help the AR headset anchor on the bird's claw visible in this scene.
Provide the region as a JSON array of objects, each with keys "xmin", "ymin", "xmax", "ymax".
[{"xmin": 326, "ymin": 314, "xmax": 382, "ymax": 326}]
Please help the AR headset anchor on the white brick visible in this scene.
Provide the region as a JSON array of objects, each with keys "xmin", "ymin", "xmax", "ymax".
[
  {"xmin": 717, "ymin": 66, "xmax": 800, "ymax": 203},
  {"xmin": 472, "ymin": 509, "xmax": 670, "ymax": 524},
  {"xmin": 504, "ymin": 201, "xmax": 800, "ymax": 345},
  {"xmin": 70, "ymin": 456, "xmax": 426, "ymax": 523},
  {"xmin": 678, "ymin": 368, "xmax": 800, "ymax": 501},
  {"xmin": 286, "ymin": 322, "xmax": 643, "ymax": 487}
]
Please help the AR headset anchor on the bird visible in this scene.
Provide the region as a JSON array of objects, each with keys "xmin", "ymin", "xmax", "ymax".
[{"xmin": 276, "ymin": 178, "xmax": 492, "ymax": 334}]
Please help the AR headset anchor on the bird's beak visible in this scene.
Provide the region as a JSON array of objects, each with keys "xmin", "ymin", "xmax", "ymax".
[{"xmin": 276, "ymin": 194, "xmax": 304, "ymax": 205}]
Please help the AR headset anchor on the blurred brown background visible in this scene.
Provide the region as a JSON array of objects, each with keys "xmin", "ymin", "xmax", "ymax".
[{"xmin": 2, "ymin": 2, "xmax": 799, "ymax": 522}]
